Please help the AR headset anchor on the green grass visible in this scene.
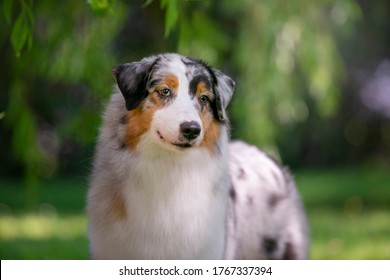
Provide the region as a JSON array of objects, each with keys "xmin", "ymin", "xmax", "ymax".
[
  {"xmin": 0, "ymin": 214, "xmax": 87, "ymax": 259},
  {"xmin": 295, "ymin": 166, "xmax": 390, "ymax": 259},
  {"xmin": 0, "ymin": 177, "xmax": 89, "ymax": 259},
  {"xmin": 1, "ymin": 166, "xmax": 390, "ymax": 259}
]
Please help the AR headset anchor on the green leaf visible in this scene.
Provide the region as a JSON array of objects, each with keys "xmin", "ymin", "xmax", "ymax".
[
  {"xmin": 143, "ymin": 0, "xmax": 154, "ymax": 7},
  {"xmin": 11, "ymin": 13, "xmax": 29, "ymax": 57},
  {"xmin": 10, "ymin": 1, "xmax": 35, "ymax": 56},
  {"xmin": 26, "ymin": 3, "xmax": 35, "ymax": 49},
  {"xmin": 87, "ymin": 0, "xmax": 113, "ymax": 15},
  {"xmin": 2, "ymin": 0, "xmax": 13, "ymax": 23},
  {"xmin": 161, "ymin": 0, "xmax": 179, "ymax": 37}
]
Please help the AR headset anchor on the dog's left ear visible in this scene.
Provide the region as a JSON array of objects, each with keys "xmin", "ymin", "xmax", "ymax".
[
  {"xmin": 112, "ymin": 56, "xmax": 159, "ymax": 111},
  {"xmin": 212, "ymin": 69, "xmax": 235, "ymax": 121}
]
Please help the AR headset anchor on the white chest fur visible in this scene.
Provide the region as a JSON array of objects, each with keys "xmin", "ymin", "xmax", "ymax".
[{"xmin": 88, "ymin": 137, "xmax": 229, "ymax": 259}]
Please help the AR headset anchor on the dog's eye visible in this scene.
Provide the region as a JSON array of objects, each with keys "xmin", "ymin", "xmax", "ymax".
[
  {"xmin": 199, "ymin": 95, "xmax": 209, "ymax": 104},
  {"xmin": 157, "ymin": 88, "xmax": 171, "ymax": 97}
]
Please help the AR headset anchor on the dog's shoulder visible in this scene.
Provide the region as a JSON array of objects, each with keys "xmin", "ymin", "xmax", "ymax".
[{"xmin": 228, "ymin": 140, "xmax": 289, "ymax": 191}]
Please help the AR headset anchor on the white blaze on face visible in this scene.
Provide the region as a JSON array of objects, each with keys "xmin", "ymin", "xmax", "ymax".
[{"xmin": 150, "ymin": 57, "xmax": 203, "ymax": 150}]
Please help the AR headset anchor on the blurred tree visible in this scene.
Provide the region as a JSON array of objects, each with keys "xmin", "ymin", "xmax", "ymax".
[
  {"xmin": 0, "ymin": 0, "xmax": 178, "ymax": 188},
  {"xmin": 0, "ymin": 0, "xmax": 127, "ymax": 184},
  {"xmin": 173, "ymin": 0, "xmax": 361, "ymax": 159},
  {"xmin": 3, "ymin": 0, "xmax": 389, "ymax": 189}
]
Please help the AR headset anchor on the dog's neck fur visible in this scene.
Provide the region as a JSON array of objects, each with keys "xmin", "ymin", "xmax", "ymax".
[
  {"xmin": 92, "ymin": 108, "xmax": 231, "ymax": 259},
  {"xmin": 129, "ymin": 135, "xmax": 228, "ymax": 194}
]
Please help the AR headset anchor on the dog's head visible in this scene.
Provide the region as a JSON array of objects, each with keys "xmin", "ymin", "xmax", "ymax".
[{"xmin": 113, "ymin": 53, "xmax": 235, "ymax": 153}]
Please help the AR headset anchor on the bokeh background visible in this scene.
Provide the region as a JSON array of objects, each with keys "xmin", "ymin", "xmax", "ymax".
[{"xmin": 1, "ymin": 0, "xmax": 389, "ymax": 259}]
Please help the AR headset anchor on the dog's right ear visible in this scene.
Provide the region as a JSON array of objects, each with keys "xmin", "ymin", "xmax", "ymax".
[
  {"xmin": 112, "ymin": 56, "xmax": 159, "ymax": 111},
  {"xmin": 210, "ymin": 69, "xmax": 235, "ymax": 122}
]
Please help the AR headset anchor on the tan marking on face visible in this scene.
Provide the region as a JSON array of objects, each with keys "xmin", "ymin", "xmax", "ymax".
[
  {"xmin": 124, "ymin": 74, "xmax": 179, "ymax": 150},
  {"xmin": 195, "ymin": 82, "xmax": 213, "ymax": 100},
  {"xmin": 161, "ymin": 74, "xmax": 179, "ymax": 92},
  {"xmin": 200, "ymin": 108, "xmax": 220, "ymax": 155},
  {"xmin": 125, "ymin": 105, "xmax": 152, "ymax": 150},
  {"xmin": 195, "ymin": 81, "xmax": 219, "ymax": 154}
]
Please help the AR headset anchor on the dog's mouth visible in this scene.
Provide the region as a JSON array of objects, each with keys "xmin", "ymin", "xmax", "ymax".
[
  {"xmin": 156, "ymin": 130, "xmax": 194, "ymax": 149},
  {"xmin": 172, "ymin": 143, "xmax": 192, "ymax": 149}
]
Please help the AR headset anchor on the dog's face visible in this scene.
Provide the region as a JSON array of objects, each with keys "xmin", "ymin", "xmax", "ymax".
[{"xmin": 113, "ymin": 54, "xmax": 235, "ymax": 153}]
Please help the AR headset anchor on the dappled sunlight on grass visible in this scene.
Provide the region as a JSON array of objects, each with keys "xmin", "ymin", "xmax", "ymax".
[
  {"xmin": 295, "ymin": 166, "xmax": 390, "ymax": 259},
  {"xmin": 308, "ymin": 209, "xmax": 390, "ymax": 259},
  {"xmin": 0, "ymin": 213, "xmax": 86, "ymax": 241},
  {"xmin": 0, "ymin": 213, "xmax": 88, "ymax": 259},
  {"xmin": 0, "ymin": 167, "xmax": 389, "ymax": 259},
  {"xmin": 0, "ymin": 177, "xmax": 89, "ymax": 259}
]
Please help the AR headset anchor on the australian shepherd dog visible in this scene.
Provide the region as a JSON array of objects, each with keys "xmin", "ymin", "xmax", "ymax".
[{"xmin": 87, "ymin": 53, "xmax": 309, "ymax": 259}]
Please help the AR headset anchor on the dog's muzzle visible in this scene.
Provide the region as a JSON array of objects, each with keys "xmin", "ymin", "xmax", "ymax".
[{"xmin": 180, "ymin": 121, "xmax": 201, "ymax": 141}]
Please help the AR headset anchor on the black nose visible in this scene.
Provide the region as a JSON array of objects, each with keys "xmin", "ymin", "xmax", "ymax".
[{"xmin": 180, "ymin": 121, "xmax": 201, "ymax": 140}]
